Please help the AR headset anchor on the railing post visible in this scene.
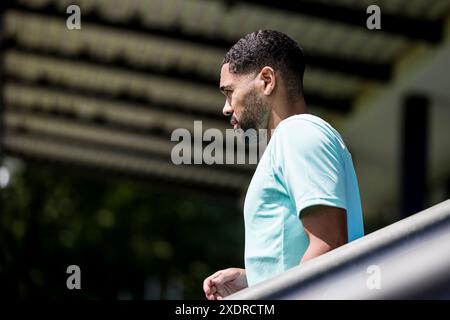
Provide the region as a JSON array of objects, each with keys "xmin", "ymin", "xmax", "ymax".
[{"xmin": 400, "ymin": 93, "xmax": 429, "ymax": 218}]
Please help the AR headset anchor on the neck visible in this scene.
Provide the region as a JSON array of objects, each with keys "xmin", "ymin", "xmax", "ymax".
[{"xmin": 266, "ymin": 94, "xmax": 308, "ymax": 138}]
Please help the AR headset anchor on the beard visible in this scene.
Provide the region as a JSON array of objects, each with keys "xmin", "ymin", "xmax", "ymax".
[{"xmin": 238, "ymin": 89, "xmax": 270, "ymax": 132}]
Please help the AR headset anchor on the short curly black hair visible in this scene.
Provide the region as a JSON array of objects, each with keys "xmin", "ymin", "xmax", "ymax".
[{"xmin": 223, "ymin": 30, "xmax": 305, "ymax": 99}]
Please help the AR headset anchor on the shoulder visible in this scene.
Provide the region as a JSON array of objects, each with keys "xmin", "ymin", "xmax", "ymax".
[{"xmin": 273, "ymin": 114, "xmax": 343, "ymax": 151}]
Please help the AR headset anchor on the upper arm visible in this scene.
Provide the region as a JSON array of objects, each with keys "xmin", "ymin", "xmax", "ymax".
[{"xmin": 300, "ymin": 205, "xmax": 348, "ymax": 250}]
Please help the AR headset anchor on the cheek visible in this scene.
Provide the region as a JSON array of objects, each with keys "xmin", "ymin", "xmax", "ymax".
[
  {"xmin": 232, "ymin": 91, "xmax": 250, "ymax": 114},
  {"xmin": 230, "ymin": 95, "xmax": 244, "ymax": 116}
]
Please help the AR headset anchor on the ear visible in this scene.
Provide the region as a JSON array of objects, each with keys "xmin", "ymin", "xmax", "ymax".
[{"xmin": 259, "ymin": 66, "xmax": 276, "ymax": 96}]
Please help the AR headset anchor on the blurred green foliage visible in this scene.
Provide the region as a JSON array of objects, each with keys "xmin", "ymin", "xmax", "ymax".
[{"xmin": 0, "ymin": 161, "xmax": 244, "ymax": 299}]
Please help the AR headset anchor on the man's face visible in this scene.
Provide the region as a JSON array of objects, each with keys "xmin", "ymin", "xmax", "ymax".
[{"xmin": 219, "ymin": 63, "xmax": 270, "ymax": 131}]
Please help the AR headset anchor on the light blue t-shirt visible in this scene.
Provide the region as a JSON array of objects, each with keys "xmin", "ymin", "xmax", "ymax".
[{"xmin": 243, "ymin": 114, "xmax": 364, "ymax": 286}]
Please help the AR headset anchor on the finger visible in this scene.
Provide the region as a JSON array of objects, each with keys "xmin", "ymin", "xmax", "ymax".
[
  {"xmin": 215, "ymin": 284, "xmax": 231, "ymax": 298},
  {"xmin": 212, "ymin": 272, "xmax": 236, "ymax": 285},
  {"xmin": 204, "ymin": 270, "xmax": 224, "ymax": 293},
  {"xmin": 209, "ymin": 270, "xmax": 223, "ymax": 280},
  {"xmin": 203, "ymin": 278, "xmax": 212, "ymax": 294},
  {"xmin": 210, "ymin": 286, "xmax": 217, "ymax": 294},
  {"xmin": 214, "ymin": 293, "xmax": 223, "ymax": 300},
  {"xmin": 204, "ymin": 271, "xmax": 222, "ymax": 288}
]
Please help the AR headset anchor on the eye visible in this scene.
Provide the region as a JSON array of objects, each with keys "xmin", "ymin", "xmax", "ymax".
[{"xmin": 225, "ymin": 91, "xmax": 233, "ymax": 103}]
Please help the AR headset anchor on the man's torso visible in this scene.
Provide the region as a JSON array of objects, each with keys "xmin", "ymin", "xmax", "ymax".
[{"xmin": 243, "ymin": 114, "xmax": 364, "ymax": 286}]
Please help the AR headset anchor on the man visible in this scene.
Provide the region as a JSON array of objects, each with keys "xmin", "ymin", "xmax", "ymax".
[{"xmin": 203, "ymin": 30, "xmax": 364, "ymax": 300}]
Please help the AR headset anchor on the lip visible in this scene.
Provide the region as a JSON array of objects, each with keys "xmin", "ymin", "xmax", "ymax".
[{"xmin": 230, "ymin": 117, "xmax": 238, "ymax": 128}]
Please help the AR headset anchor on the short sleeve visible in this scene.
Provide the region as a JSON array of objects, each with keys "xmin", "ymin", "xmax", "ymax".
[{"xmin": 272, "ymin": 119, "xmax": 347, "ymax": 217}]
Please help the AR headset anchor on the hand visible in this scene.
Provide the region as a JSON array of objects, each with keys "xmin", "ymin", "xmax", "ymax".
[{"xmin": 203, "ymin": 268, "xmax": 247, "ymax": 300}]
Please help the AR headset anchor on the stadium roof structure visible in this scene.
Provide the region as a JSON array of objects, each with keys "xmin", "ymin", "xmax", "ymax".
[{"xmin": 1, "ymin": 0, "xmax": 450, "ymax": 210}]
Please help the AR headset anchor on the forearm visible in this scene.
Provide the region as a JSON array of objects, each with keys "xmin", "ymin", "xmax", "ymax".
[{"xmin": 300, "ymin": 241, "xmax": 332, "ymax": 264}]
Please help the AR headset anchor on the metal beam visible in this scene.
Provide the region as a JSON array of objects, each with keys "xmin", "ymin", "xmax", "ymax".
[
  {"xmin": 0, "ymin": 5, "xmax": 6, "ymax": 161},
  {"xmin": 3, "ymin": 64, "xmax": 224, "ymax": 121},
  {"xmin": 226, "ymin": 0, "xmax": 443, "ymax": 43},
  {"xmin": 3, "ymin": 146, "xmax": 246, "ymax": 200},
  {"xmin": 3, "ymin": 81, "xmax": 227, "ymax": 135},
  {"xmin": 6, "ymin": 4, "xmax": 392, "ymax": 82},
  {"xmin": 4, "ymin": 47, "xmax": 353, "ymax": 113},
  {"xmin": 2, "ymin": 108, "xmax": 256, "ymax": 174},
  {"xmin": 2, "ymin": 131, "xmax": 252, "ymax": 192}
]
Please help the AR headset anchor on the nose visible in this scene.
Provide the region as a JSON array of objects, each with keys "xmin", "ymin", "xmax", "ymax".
[{"xmin": 222, "ymin": 101, "xmax": 233, "ymax": 117}]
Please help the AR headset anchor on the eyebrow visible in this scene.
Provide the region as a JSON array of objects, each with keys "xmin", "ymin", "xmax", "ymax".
[{"xmin": 219, "ymin": 85, "xmax": 233, "ymax": 93}]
